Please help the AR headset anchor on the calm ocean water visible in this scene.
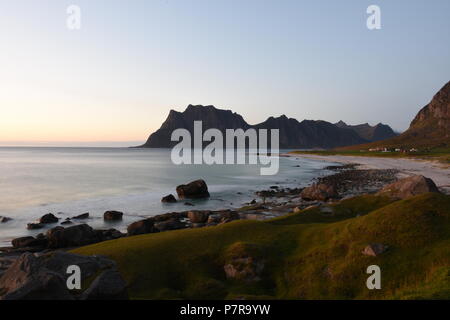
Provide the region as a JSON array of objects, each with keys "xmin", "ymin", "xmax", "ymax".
[{"xmin": 0, "ymin": 147, "xmax": 337, "ymax": 246}]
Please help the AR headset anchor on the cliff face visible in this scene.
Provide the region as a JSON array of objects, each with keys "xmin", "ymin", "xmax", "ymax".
[
  {"xmin": 140, "ymin": 105, "xmax": 367, "ymax": 149},
  {"xmin": 335, "ymin": 121, "xmax": 398, "ymax": 142},
  {"xmin": 339, "ymin": 80, "xmax": 450, "ymax": 150}
]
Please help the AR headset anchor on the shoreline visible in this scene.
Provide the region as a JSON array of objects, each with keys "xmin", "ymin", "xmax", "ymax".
[
  {"xmin": 282, "ymin": 153, "xmax": 450, "ymax": 193},
  {"xmin": 0, "ymin": 161, "xmax": 399, "ymax": 259}
]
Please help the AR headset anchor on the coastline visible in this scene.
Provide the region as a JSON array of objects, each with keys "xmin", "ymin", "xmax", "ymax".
[{"xmin": 283, "ymin": 153, "xmax": 450, "ymax": 193}]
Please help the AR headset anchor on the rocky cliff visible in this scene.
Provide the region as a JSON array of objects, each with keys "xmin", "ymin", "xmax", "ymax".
[{"xmin": 139, "ymin": 105, "xmax": 367, "ymax": 149}]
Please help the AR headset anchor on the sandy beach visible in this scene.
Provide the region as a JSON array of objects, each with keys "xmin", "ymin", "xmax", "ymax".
[{"xmin": 285, "ymin": 154, "xmax": 450, "ymax": 193}]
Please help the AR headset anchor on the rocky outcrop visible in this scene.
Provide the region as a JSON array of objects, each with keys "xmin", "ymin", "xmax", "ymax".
[
  {"xmin": 0, "ymin": 216, "xmax": 12, "ymax": 223},
  {"xmin": 176, "ymin": 179, "xmax": 210, "ymax": 199},
  {"xmin": 223, "ymin": 243, "xmax": 264, "ymax": 282},
  {"xmin": 0, "ymin": 252, "xmax": 127, "ymax": 300},
  {"xmin": 187, "ymin": 210, "xmax": 210, "ymax": 223},
  {"xmin": 300, "ymin": 183, "xmax": 338, "ymax": 201},
  {"xmin": 104, "ymin": 211, "xmax": 123, "ymax": 221},
  {"xmin": 139, "ymin": 104, "xmax": 368, "ymax": 149},
  {"xmin": 161, "ymin": 194, "xmax": 177, "ymax": 203},
  {"xmin": 378, "ymin": 175, "xmax": 440, "ymax": 199}
]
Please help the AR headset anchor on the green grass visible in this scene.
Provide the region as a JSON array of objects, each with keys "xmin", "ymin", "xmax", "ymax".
[{"xmin": 72, "ymin": 193, "xmax": 450, "ymax": 300}]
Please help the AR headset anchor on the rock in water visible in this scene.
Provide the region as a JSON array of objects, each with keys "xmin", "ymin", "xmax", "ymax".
[
  {"xmin": 72, "ymin": 212, "xmax": 89, "ymax": 219},
  {"xmin": 27, "ymin": 223, "xmax": 44, "ymax": 230},
  {"xmin": 161, "ymin": 194, "xmax": 177, "ymax": 203},
  {"xmin": 378, "ymin": 175, "xmax": 440, "ymax": 199},
  {"xmin": 176, "ymin": 179, "xmax": 210, "ymax": 199},
  {"xmin": 300, "ymin": 183, "xmax": 338, "ymax": 201},
  {"xmin": 39, "ymin": 213, "xmax": 59, "ymax": 224},
  {"xmin": 0, "ymin": 216, "xmax": 12, "ymax": 223},
  {"xmin": 104, "ymin": 211, "xmax": 123, "ymax": 221}
]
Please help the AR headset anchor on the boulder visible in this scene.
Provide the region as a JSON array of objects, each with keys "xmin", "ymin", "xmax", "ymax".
[
  {"xmin": 27, "ymin": 223, "xmax": 44, "ymax": 230},
  {"xmin": 81, "ymin": 270, "xmax": 128, "ymax": 300},
  {"xmin": 0, "ymin": 216, "xmax": 12, "ymax": 223},
  {"xmin": 46, "ymin": 224, "xmax": 97, "ymax": 248},
  {"xmin": 154, "ymin": 219, "xmax": 186, "ymax": 232},
  {"xmin": 127, "ymin": 219, "xmax": 157, "ymax": 236},
  {"xmin": 11, "ymin": 236, "xmax": 47, "ymax": 249},
  {"xmin": 362, "ymin": 243, "xmax": 388, "ymax": 257},
  {"xmin": 161, "ymin": 194, "xmax": 177, "ymax": 203},
  {"xmin": 300, "ymin": 183, "xmax": 338, "ymax": 201},
  {"xmin": 176, "ymin": 179, "xmax": 210, "ymax": 199},
  {"xmin": 218, "ymin": 210, "xmax": 240, "ymax": 223},
  {"xmin": 61, "ymin": 220, "xmax": 73, "ymax": 225},
  {"xmin": 0, "ymin": 253, "xmax": 73, "ymax": 300},
  {"xmin": 104, "ymin": 211, "xmax": 123, "ymax": 221},
  {"xmin": 72, "ymin": 213, "xmax": 89, "ymax": 219},
  {"xmin": 378, "ymin": 175, "xmax": 440, "ymax": 199},
  {"xmin": 293, "ymin": 207, "xmax": 302, "ymax": 213},
  {"xmin": 39, "ymin": 213, "xmax": 59, "ymax": 224},
  {"xmin": 94, "ymin": 229, "xmax": 124, "ymax": 241},
  {"xmin": 0, "ymin": 251, "xmax": 126, "ymax": 300},
  {"xmin": 187, "ymin": 210, "xmax": 210, "ymax": 223}
]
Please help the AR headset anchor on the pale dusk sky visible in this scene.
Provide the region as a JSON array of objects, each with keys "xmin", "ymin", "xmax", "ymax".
[{"xmin": 0, "ymin": 0, "xmax": 449, "ymax": 146}]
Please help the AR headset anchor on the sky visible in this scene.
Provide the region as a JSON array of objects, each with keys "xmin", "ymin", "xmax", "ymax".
[{"xmin": 0, "ymin": 0, "xmax": 449, "ymax": 146}]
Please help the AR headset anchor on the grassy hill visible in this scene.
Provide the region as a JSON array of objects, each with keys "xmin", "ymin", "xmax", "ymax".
[{"xmin": 73, "ymin": 193, "xmax": 450, "ymax": 300}]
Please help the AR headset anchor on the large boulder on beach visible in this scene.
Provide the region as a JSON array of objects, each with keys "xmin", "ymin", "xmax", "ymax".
[
  {"xmin": 161, "ymin": 194, "xmax": 177, "ymax": 203},
  {"xmin": 0, "ymin": 251, "xmax": 127, "ymax": 300},
  {"xmin": 46, "ymin": 224, "xmax": 97, "ymax": 248},
  {"xmin": 39, "ymin": 213, "xmax": 59, "ymax": 224},
  {"xmin": 300, "ymin": 183, "xmax": 338, "ymax": 201},
  {"xmin": 176, "ymin": 179, "xmax": 210, "ymax": 199},
  {"xmin": 377, "ymin": 175, "xmax": 440, "ymax": 199},
  {"xmin": 127, "ymin": 219, "xmax": 157, "ymax": 236},
  {"xmin": 104, "ymin": 211, "xmax": 123, "ymax": 221}
]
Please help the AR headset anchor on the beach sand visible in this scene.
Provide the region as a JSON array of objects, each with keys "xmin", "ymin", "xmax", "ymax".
[{"xmin": 285, "ymin": 154, "xmax": 450, "ymax": 193}]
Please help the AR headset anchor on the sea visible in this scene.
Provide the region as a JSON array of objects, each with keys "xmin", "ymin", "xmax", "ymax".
[{"xmin": 0, "ymin": 147, "xmax": 338, "ymax": 246}]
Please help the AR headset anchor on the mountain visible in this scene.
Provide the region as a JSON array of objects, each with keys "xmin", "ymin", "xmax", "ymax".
[
  {"xmin": 339, "ymin": 81, "xmax": 450, "ymax": 150},
  {"xmin": 139, "ymin": 105, "xmax": 367, "ymax": 149},
  {"xmin": 334, "ymin": 121, "xmax": 398, "ymax": 142}
]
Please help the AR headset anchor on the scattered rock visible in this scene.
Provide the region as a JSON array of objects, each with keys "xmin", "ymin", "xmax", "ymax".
[
  {"xmin": 362, "ymin": 243, "xmax": 388, "ymax": 257},
  {"xmin": 378, "ymin": 175, "xmax": 440, "ymax": 199},
  {"xmin": 39, "ymin": 213, "xmax": 59, "ymax": 224},
  {"xmin": 46, "ymin": 224, "xmax": 97, "ymax": 249},
  {"xmin": 154, "ymin": 219, "xmax": 186, "ymax": 232},
  {"xmin": 300, "ymin": 183, "xmax": 338, "ymax": 201},
  {"xmin": 223, "ymin": 243, "xmax": 264, "ymax": 282},
  {"xmin": 61, "ymin": 220, "xmax": 73, "ymax": 225},
  {"xmin": 161, "ymin": 194, "xmax": 177, "ymax": 203},
  {"xmin": 0, "ymin": 216, "xmax": 12, "ymax": 223},
  {"xmin": 127, "ymin": 219, "xmax": 157, "ymax": 236},
  {"xmin": 72, "ymin": 213, "xmax": 89, "ymax": 220},
  {"xmin": 104, "ymin": 211, "xmax": 123, "ymax": 221},
  {"xmin": 11, "ymin": 236, "xmax": 47, "ymax": 249},
  {"xmin": 250, "ymin": 199, "xmax": 257, "ymax": 204},
  {"xmin": 176, "ymin": 179, "xmax": 210, "ymax": 199},
  {"xmin": 184, "ymin": 202, "xmax": 194, "ymax": 206},
  {"xmin": 187, "ymin": 211, "xmax": 210, "ymax": 223},
  {"xmin": 27, "ymin": 223, "xmax": 44, "ymax": 230}
]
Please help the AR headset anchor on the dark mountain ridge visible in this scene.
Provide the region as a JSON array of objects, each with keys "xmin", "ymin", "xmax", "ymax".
[
  {"xmin": 335, "ymin": 121, "xmax": 398, "ymax": 142},
  {"xmin": 139, "ymin": 104, "xmax": 382, "ymax": 149}
]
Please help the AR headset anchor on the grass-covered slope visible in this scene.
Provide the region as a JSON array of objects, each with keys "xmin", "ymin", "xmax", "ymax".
[{"xmin": 73, "ymin": 193, "xmax": 450, "ymax": 300}]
